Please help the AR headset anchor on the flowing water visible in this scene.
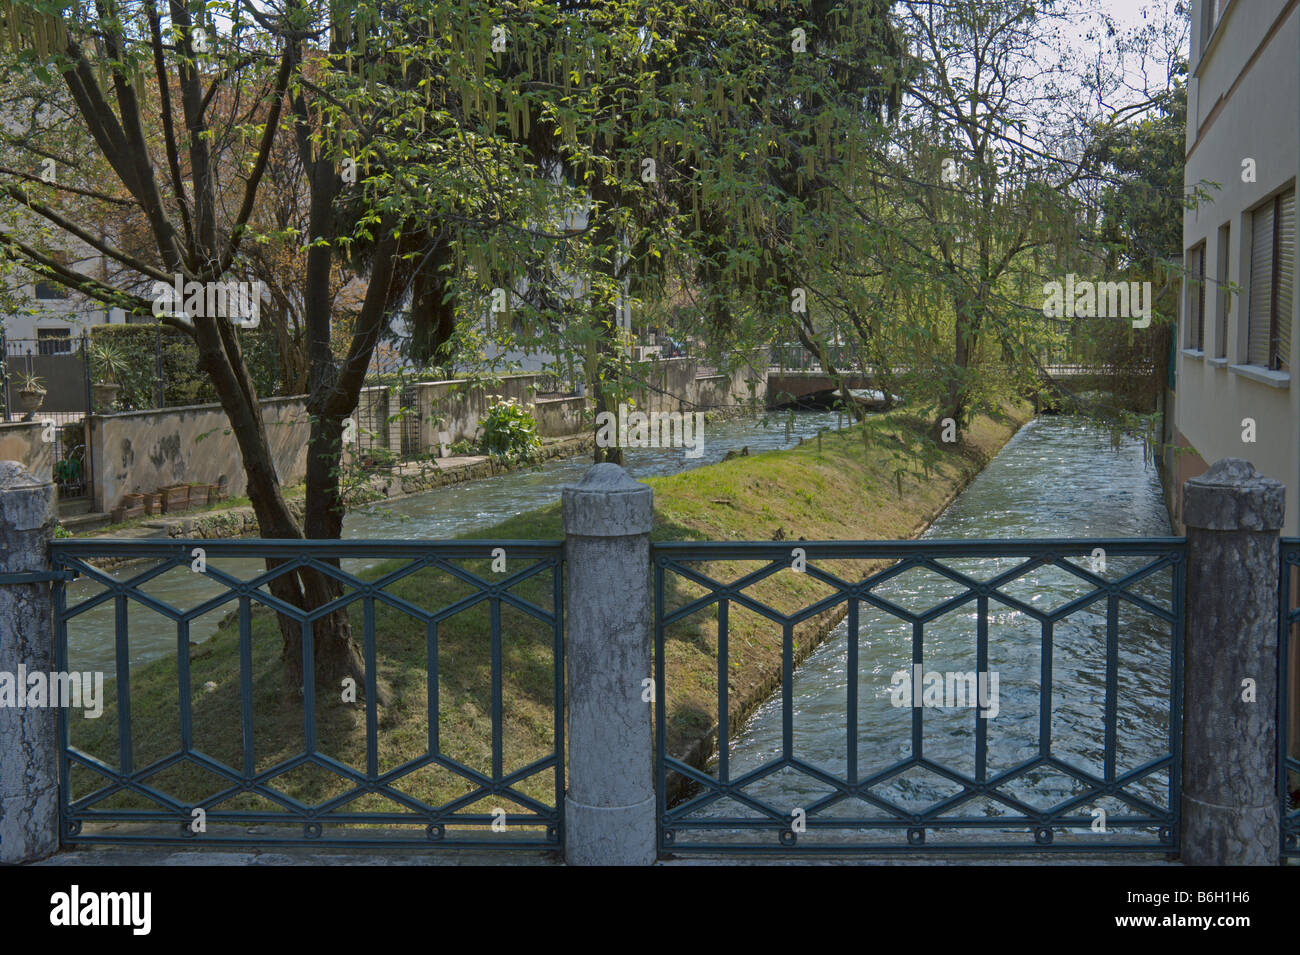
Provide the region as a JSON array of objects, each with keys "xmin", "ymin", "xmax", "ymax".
[
  {"xmin": 676, "ymin": 415, "xmax": 1177, "ymax": 845},
  {"xmin": 63, "ymin": 409, "xmax": 842, "ymax": 672}
]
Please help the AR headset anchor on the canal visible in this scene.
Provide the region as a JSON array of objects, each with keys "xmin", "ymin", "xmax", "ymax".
[
  {"xmin": 63, "ymin": 409, "xmax": 842, "ymax": 672},
  {"xmin": 675, "ymin": 415, "xmax": 1176, "ymax": 847}
]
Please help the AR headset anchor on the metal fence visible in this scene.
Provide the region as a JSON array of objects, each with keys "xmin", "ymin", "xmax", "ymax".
[
  {"xmin": 653, "ymin": 538, "xmax": 1185, "ymax": 854},
  {"xmin": 1281, "ymin": 539, "xmax": 1300, "ymax": 860},
  {"xmin": 1, "ymin": 332, "xmax": 91, "ymax": 416},
  {"xmin": 51, "ymin": 538, "xmax": 565, "ymax": 849}
]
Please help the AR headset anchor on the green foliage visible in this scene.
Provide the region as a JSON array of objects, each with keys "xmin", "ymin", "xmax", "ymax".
[
  {"xmin": 15, "ymin": 370, "xmax": 43, "ymax": 391},
  {"xmin": 90, "ymin": 324, "xmax": 281, "ymax": 411},
  {"xmin": 480, "ymin": 397, "xmax": 542, "ymax": 465},
  {"xmin": 88, "ymin": 340, "xmax": 128, "ymax": 386}
]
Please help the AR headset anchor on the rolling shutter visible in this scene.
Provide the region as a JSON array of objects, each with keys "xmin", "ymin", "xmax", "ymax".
[
  {"xmin": 1273, "ymin": 190, "xmax": 1295, "ymax": 371},
  {"xmin": 1248, "ymin": 201, "xmax": 1275, "ymax": 367}
]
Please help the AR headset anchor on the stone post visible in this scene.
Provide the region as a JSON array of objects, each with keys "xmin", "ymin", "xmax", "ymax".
[
  {"xmin": 562, "ymin": 464, "xmax": 656, "ymax": 865},
  {"xmin": 0, "ymin": 460, "xmax": 59, "ymax": 863},
  {"xmin": 1181, "ymin": 458, "xmax": 1285, "ymax": 865}
]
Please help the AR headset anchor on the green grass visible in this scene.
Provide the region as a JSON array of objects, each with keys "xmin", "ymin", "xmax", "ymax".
[{"xmin": 68, "ymin": 401, "xmax": 1031, "ymax": 830}]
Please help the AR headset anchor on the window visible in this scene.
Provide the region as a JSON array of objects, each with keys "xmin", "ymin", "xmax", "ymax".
[
  {"xmin": 1247, "ymin": 190, "xmax": 1295, "ymax": 372},
  {"xmin": 33, "ymin": 249, "xmax": 69, "ymax": 300},
  {"xmin": 1186, "ymin": 243, "xmax": 1206, "ymax": 351},
  {"xmin": 1202, "ymin": 0, "xmax": 1230, "ymax": 49},
  {"xmin": 1216, "ymin": 223, "xmax": 1230, "ymax": 358},
  {"xmin": 36, "ymin": 328, "xmax": 71, "ymax": 355}
]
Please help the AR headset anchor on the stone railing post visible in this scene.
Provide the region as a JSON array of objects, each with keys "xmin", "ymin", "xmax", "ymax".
[
  {"xmin": 0, "ymin": 460, "xmax": 59, "ymax": 863},
  {"xmin": 1181, "ymin": 457, "xmax": 1285, "ymax": 865},
  {"xmin": 562, "ymin": 464, "xmax": 655, "ymax": 865}
]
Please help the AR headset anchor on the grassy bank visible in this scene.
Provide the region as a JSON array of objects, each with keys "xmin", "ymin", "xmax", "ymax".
[{"xmin": 68, "ymin": 401, "xmax": 1031, "ymax": 829}]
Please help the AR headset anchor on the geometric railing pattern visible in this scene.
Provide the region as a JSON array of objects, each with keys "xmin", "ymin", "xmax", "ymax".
[
  {"xmin": 653, "ymin": 538, "xmax": 1184, "ymax": 854},
  {"xmin": 51, "ymin": 538, "xmax": 563, "ymax": 849},
  {"xmin": 1282, "ymin": 539, "xmax": 1300, "ymax": 860}
]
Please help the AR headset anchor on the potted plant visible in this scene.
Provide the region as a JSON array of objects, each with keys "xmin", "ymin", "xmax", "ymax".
[
  {"xmin": 89, "ymin": 341, "xmax": 127, "ymax": 411},
  {"xmin": 15, "ymin": 372, "xmax": 46, "ymax": 420},
  {"xmin": 160, "ymin": 483, "xmax": 190, "ymax": 513}
]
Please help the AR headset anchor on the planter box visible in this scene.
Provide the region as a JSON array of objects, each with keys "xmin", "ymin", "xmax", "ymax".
[
  {"xmin": 144, "ymin": 492, "xmax": 163, "ymax": 515},
  {"xmin": 189, "ymin": 483, "xmax": 215, "ymax": 507},
  {"xmin": 110, "ymin": 505, "xmax": 127, "ymax": 524},
  {"xmin": 160, "ymin": 484, "xmax": 190, "ymax": 513}
]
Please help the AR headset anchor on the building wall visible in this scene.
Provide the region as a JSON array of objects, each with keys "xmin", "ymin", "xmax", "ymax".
[{"xmin": 1176, "ymin": 0, "xmax": 1299, "ymax": 534}]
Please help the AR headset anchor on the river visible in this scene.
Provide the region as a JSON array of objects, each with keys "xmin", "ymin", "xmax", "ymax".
[
  {"xmin": 676, "ymin": 415, "xmax": 1176, "ymax": 846},
  {"xmin": 63, "ymin": 409, "xmax": 842, "ymax": 672}
]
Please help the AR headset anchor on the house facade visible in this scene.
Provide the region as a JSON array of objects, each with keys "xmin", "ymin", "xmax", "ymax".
[{"xmin": 1170, "ymin": 0, "xmax": 1298, "ymax": 535}]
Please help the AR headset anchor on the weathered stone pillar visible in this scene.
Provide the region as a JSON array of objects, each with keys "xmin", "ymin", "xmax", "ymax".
[
  {"xmin": 562, "ymin": 464, "xmax": 656, "ymax": 865},
  {"xmin": 1181, "ymin": 458, "xmax": 1284, "ymax": 865},
  {"xmin": 0, "ymin": 460, "xmax": 59, "ymax": 863}
]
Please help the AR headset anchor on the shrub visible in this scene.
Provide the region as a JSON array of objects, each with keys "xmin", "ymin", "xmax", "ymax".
[
  {"xmin": 480, "ymin": 397, "xmax": 542, "ymax": 464},
  {"xmin": 90, "ymin": 323, "xmax": 282, "ymax": 410}
]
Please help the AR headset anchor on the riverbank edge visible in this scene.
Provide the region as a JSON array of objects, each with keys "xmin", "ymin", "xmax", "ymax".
[
  {"xmin": 68, "ymin": 405, "xmax": 765, "ymax": 551},
  {"xmin": 664, "ymin": 405, "xmax": 1034, "ymax": 806}
]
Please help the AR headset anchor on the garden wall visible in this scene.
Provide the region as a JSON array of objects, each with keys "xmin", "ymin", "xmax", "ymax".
[
  {"xmin": 0, "ymin": 420, "xmax": 53, "ymax": 483},
  {"xmin": 88, "ymin": 396, "xmax": 310, "ymax": 512}
]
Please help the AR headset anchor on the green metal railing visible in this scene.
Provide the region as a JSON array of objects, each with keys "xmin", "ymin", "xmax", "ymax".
[
  {"xmin": 653, "ymin": 538, "xmax": 1185, "ymax": 854},
  {"xmin": 1281, "ymin": 539, "xmax": 1299, "ymax": 860},
  {"xmin": 51, "ymin": 538, "xmax": 564, "ymax": 849}
]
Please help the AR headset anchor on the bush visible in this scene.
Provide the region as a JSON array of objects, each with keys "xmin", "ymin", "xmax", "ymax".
[
  {"xmin": 90, "ymin": 323, "xmax": 282, "ymax": 410},
  {"xmin": 480, "ymin": 397, "xmax": 542, "ymax": 464}
]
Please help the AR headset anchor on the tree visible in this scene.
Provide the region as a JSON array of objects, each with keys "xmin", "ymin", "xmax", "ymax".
[{"xmin": 0, "ymin": 0, "xmax": 601, "ymax": 702}]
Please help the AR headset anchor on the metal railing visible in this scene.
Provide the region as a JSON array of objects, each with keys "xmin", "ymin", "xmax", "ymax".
[
  {"xmin": 653, "ymin": 538, "xmax": 1185, "ymax": 854},
  {"xmin": 1281, "ymin": 539, "xmax": 1299, "ymax": 860},
  {"xmin": 51, "ymin": 538, "xmax": 564, "ymax": 849}
]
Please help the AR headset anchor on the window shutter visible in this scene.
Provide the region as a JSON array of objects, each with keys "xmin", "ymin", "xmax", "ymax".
[
  {"xmin": 1217, "ymin": 231, "xmax": 1229, "ymax": 358},
  {"xmin": 1249, "ymin": 201, "xmax": 1275, "ymax": 366},
  {"xmin": 1187, "ymin": 245, "xmax": 1205, "ymax": 350},
  {"xmin": 1273, "ymin": 190, "xmax": 1295, "ymax": 371},
  {"xmin": 1196, "ymin": 246, "xmax": 1205, "ymax": 351}
]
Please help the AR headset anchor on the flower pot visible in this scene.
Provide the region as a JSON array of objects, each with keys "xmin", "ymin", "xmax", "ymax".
[
  {"xmin": 18, "ymin": 388, "xmax": 45, "ymax": 419},
  {"xmin": 92, "ymin": 382, "xmax": 121, "ymax": 411},
  {"xmin": 160, "ymin": 484, "xmax": 190, "ymax": 513}
]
